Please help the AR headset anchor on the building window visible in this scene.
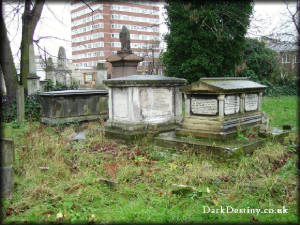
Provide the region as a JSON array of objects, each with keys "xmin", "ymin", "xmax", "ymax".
[
  {"xmin": 281, "ymin": 54, "xmax": 290, "ymax": 64},
  {"xmin": 111, "ymin": 42, "xmax": 121, "ymax": 48},
  {"xmin": 294, "ymin": 55, "xmax": 299, "ymax": 63},
  {"xmin": 111, "ymin": 33, "xmax": 119, "ymax": 38}
]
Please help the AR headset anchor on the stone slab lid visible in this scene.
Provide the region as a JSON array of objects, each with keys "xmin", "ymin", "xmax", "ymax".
[
  {"xmin": 27, "ymin": 73, "xmax": 40, "ymax": 79},
  {"xmin": 104, "ymin": 75, "xmax": 187, "ymax": 87},
  {"xmin": 181, "ymin": 77, "xmax": 267, "ymax": 93},
  {"xmin": 40, "ymin": 89, "xmax": 108, "ymax": 96},
  {"xmin": 106, "ymin": 53, "xmax": 143, "ymax": 62}
]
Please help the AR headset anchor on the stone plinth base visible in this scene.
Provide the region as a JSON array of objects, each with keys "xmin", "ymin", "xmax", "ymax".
[
  {"xmin": 154, "ymin": 131, "xmax": 266, "ymax": 157},
  {"xmin": 104, "ymin": 120, "xmax": 178, "ymax": 142},
  {"xmin": 176, "ymin": 111, "xmax": 263, "ymax": 139},
  {"xmin": 106, "ymin": 51, "xmax": 143, "ymax": 79}
]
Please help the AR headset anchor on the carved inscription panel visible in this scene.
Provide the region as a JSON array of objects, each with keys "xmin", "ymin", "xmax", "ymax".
[
  {"xmin": 140, "ymin": 88, "xmax": 172, "ymax": 121},
  {"xmin": 224, "ymin": 95, "xmax": 240, "ymax": 115},
  {"xmin": 113, "ymin": 88, "xmax": 128, "ymax": 120},
  {"xmin": 245, "ymin": 94, "xmax": 258, "ymax": 111},
  {"xmin": 152, "ymin": 88, "xmax": 172, "ymax": 116},
  {"xmin": 191, "ymin": 97, "xmax": 218, "ymax": 115}
]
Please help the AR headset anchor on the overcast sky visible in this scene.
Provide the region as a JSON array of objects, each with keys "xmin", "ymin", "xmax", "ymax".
[{"xmin": 4, "ymin": 1, "xmax": 298, "ymax": 65}]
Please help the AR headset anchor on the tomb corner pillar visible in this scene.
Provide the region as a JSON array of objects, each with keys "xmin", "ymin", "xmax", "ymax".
[
  {"xmin": 240, "ymin": 93, "xmax": 245, "ymax": 114},
  {"xmin": 218, "ymin": 94, "xmax": 225, "ymax": 117}
]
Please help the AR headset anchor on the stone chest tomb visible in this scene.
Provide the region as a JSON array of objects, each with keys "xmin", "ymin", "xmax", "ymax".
[
  {"xmin": 103, "ymin": 75, "xmax": 187, "ymax": 138},
  {"xmin": 177, "ymin": 77, "xmax": 267, "ymax": 138},
  {"xmin": 40, "ymin": 90, "xmax": 108, "ymax": 125}
]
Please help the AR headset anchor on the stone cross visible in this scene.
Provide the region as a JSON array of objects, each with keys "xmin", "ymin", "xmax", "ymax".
[{"xmin": 119, "ymin": 26, "xmax": 131, "ymax": 52}]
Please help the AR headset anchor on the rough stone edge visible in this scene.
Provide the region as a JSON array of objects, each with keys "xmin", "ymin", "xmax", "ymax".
[
  {"xmin": 153, "ymin": 135, "xmax": 266, "ymax": 157},
  {"xmin": 41, "ymin": 113, "xmax": 108, "ymax": 125}
]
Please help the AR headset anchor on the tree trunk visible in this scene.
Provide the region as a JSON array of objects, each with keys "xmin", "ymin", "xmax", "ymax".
[
  {"xmin": 0, "ymin": 2, "xmax": 17, "ymax": 102},
  {"xmin": 20, "ymin": 0, "xmax": 45, "ymax": 91}
]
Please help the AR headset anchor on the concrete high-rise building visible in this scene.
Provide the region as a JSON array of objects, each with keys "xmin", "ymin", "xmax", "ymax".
[{"xmin": 71, "ymin": 1, "xmax": 161, "ymax": 74}]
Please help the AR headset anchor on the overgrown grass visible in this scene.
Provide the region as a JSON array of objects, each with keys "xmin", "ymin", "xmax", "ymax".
[
  {"xmin": 1, "ymin": 96, "xmax": 298, "ymax": 223},
  {"xmin": 262, "ymin": 95, "xmax": 298, "ymax": 129}
]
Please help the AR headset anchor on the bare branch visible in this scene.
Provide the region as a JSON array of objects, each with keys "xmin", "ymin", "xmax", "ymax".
[
  {"xmin": 33, "ymin": 35, "xmax": 71, "ymax": 43},
  {"xmin": 31, "ymin": 0, "xmax": 46, "ymax": 33}
]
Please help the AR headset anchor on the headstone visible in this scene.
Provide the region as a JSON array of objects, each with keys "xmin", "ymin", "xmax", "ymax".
[
  {"xmin": 177, "ymin": 77, "xmax": 267, "ymax": 138},
  {"xmin": 103, "ymin": 75, "xmax": 187, "ymax": 140},
  {"xmin": 56, "ymin": 47, "xmax": 72, "ymax": 86},
  {"xmin": 45, "ymin": 57, "xmax": 57, "ymax": 85},
  {"xmin": 39, "ymin": 80, "xmax": 49, "ymax": 92},
  {"xmin": 106, "ymin": 26, "xmax": 143, "ymax": 79},
  {"xmin": 57, "ymin": 46, "xmax": 67, "ymax": 68},
  {"xmin": 95, "ymin": 63, "xmax": 107, "ymax": 85},
  {"xmin": 0, "ymin": 139, "xmax": 14, "ymax": 197},
  {"xmin": 27, "ymin": 44, "xmax": 40, "ymax": 95}
]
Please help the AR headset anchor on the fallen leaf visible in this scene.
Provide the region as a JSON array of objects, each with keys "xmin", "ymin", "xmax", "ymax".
[
  {"xmin": 140, "ymin": 169, "xmax": 144, "ymax": 176},
  {"xmin": 103, "ymin": 162, "xmax": 118, "ymax": 179},
  {"xmin": 42, "ymin": 211, "xmax": 53, "ymax": 216},
  {"xmin": 6, "ymin": 207, "xmax": 15, "ymax": 216}
]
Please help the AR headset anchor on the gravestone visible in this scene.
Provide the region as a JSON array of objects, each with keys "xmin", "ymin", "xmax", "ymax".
[
  {"xmin": 154, "ymin": 77, "xmax": 268, "ymax": 155},
  {"xmin": 177, "ymin": 77, "xmax": 267, "ymax": 138},
  {"xmin": 39, "ymin": 90, "xmax": 108, "ymax": 125},
  {"xmin": 103, "ymin": 75, "xmax": 187, "ymax": 140},
  {"xmin": 45, "ymin": 57, "xmax": 56, "ymax": 85},
  {"xmin": 95, "ymin": 63, "xmax": 107, "ymax": 85},
  {"xmin": 55, "ymin": 47, "xmax": 72, "ymax": 86},
  {"xmin": 106, "ymin": 26, "xmax": 143, "ymax": 79},
  {"xmin": 27, "ymin": 44, "xmax": 40, "ymax": 95},
  {"xmin": 0, "ymin": 139, "xmax": 14, "ymax": 197}
]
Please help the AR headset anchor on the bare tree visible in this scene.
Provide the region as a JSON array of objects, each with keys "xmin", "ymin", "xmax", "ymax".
[
  {"xmin": 0, "ymin": 0, "xmax": 45, "ymax": 122},
  {"xmin": 0, "ymin": 2, "xmax": 18, "ymax": 101},
  {"xmin": 284, "ymin": 0, "xmax": 299, "ymax": 34},
  {"xmin": 20, "ymin": 0, "xmax": 45, "ymax": 88}
]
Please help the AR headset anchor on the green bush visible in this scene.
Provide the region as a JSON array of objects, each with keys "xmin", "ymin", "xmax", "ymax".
[
  {"xmin": 25, "ymin": 94, "xmax": 41, "ymax": 121},
  {"xmin": 45, "ymin": 79, "xmax": 79, "ymax": 91},
  {"xmin": 1, "ymin": 94, "xmax": 41, "ymax": 122},
  {"xmin": 238, "ymin": 38, "xmax": 298, "ymax": 96}
]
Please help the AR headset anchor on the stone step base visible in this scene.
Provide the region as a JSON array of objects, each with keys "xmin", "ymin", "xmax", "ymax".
[
  {"xmin": 154, "ymin": 132, "xmax": 266, "ymax": 156},
  {"xmin": 179, "ymin": 113, "xmax": 262, "ymax": 138}
]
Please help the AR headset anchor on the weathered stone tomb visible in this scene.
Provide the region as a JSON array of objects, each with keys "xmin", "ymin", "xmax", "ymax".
[
  {"xmin": 176, "ymin": 77, "xmax": 267, "ymax": 138},
  {"xmin": 103, "ymin": 75, "xmax": 187, "ymax": 139},
  {"xmin": 40, "ymin": 90, "xmax": 108, "ymax": 125}
]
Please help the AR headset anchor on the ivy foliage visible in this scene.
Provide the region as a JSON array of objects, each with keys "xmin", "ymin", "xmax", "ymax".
[
  {"xmin": 44, "ymin": 79, "xmax": 79, "ymax": 91},
  {"xmin": 162, "ymin": 0, "xmax": 253, "ymax": 83},
  {"xmin": 1, "ymin": 80, "xmax": 80, "ymax": 122},
  {"xmin": 1, "ymin": 94, "xmax": 41, "ymax": 122}
]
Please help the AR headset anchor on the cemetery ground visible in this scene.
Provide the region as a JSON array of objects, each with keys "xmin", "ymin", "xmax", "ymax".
[{"xmin": 1, "ymin": 96, "xmax": 298, "ymax": 223}]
